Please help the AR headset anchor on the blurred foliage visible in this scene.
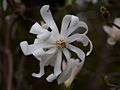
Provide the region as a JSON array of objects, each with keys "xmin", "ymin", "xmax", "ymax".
[{"xmin": 0, "ymin": 0, "xmax": 120, "ymax": 90}]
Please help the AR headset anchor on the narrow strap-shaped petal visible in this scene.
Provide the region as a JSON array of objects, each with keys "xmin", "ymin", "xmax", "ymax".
[
  {"xmin": 29, "ymin": 22, "xmax": 43, "ymax": 34},
  {"xmin": 54, "ymin": 50, "xmax": 62, "ymax": 76},
  {"xmin": 45, "ymin": 52, "xmax": 57, "ymax": 67},
  {"xmin": 103, "ymin": 25, "xmax": 112, "ymax": 36},
  {"xmin": 20, "ymin": 41, "xmax": 41, "ymax": 55},
  {"xmin": 38, "ymin": 42, "xmax": 56, "ymax": 48},
  {"xmin": 33, "ymin": 48, "xmax": 57, "ymax": 61},
  {"xmin": 46, "ymin": 74, "xmax": 57, "ymax": 82},
  {"xmin": 67, "ymin": 34, "xmax": 89, "ymax": 46},
  {"xmin": 40, "ymin": 5, "xmax": 59, "ymax": 35},
  {"xmin": 32, "ymin": 48, "xmax": 45, "ymax": 61},
  {"xmin": 107, "ymin": 37, "xmax": 116, "ymax": 45},
  {"xmin": 46, "ymin": 48, "xmax": 57, "ymax": 55},
  {"xmin": 33, "ymin": 39, "xmax": 41, "ymax": 44},
  {"xmin": 67, "ymin": 34, "xmax": 93, "ymax": 56},
  {"xmin": 66, "ymin": 44, "xmax": 85, "ymax": 61},
  {"xmin": 32, "ymin": 53, "xmax": 55, "ymax": 78},
  {"xmin": 37, "ymin": 30, "xmax": 51, "ymax": 41},
  {"xmin": 60, "ymin": 15, "xmax": 72, "ymax": 35},
  {"xmin": 64, "ymin": 15, "xmax": 79, "ymax": 36},
  {"xmin": 20, "ymin": 41, "xmax": 55, "ymax": 55},
  {"xmin": 46, "ymin": 50, "xmax": 62, "ymax": 83},
  {"xmin": 75, "ymin": 59, "xmax": 84, "ymax": 71},
  {"xmin": 66, "ymin": 21, "xmax": 88, "ymax": 37},
  {"xmin": 57, "ymin": 48, "xmax": 72, "ymax": 84},
  {"xmin": 32, "ymin": 48, "xmax": 57, "ymax": 78},
  {"xmin": 114, "ymin": 18, "xmax": 120, "ymax": 26},
  {"xmin": 64, "ymin": 59, "xmax": 84, "ymax": 87},
  {"xmin": 85, "ymin": 36, "xmax": 93, "ymax": 56},
  {"xmin": 42, "ymin": 24, "xmax": 49, "ymax": 29}
]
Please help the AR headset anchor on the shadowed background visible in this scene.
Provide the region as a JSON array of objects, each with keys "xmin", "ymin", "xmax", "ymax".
[{"xmin": 0, "ymin": 0, "xmax": 120, "ymax": 90}]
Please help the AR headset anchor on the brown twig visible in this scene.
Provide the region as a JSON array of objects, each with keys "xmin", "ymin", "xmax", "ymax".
[
  {"xmin": 16, "ymin": 55, "xmax": 26, "ymax": 90},
  {"xmin": 6, "ymin": 0, "xmax": 16, "ymax": 10},
  {"xmin": 0, "ymin": 8, "xmax": 5, "ymax": 20},
  {"xmin": 0, "ymin": 47, "xmax": 13, "ymax": 90},
  {"xmin": 5, "ymin": 14, "xmax": 18, "ymax": 48},
  {"xmin": 104, "ymin": 75, "xmax": 120, "ymax": 89},
  {"xmin": 5, "ymin": 49, "xmax": 13, "ymax": 90}
]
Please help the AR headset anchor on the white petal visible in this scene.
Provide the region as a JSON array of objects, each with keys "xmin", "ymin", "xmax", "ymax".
[
  {"xmin": 114, "ymin": 18, "xmax": 120, "ymax": 26},
  {"xmin": 67, "ymin": 44, "xmax": 85, "ymax": 61},
  {"xmin": 32, "ymin": 55, "xmax": 52, "ymax": 78},
  {"xmin": 66, "ymin": 20, "xmax": 88, "ymax": 37},
  {"xmin": 32, "ymin": 49, "xmax": 56, "ymax": 78},
  {"xmin": 33, "ymin": 48, "xmax": 57, "ymax": 61},
  {"xmin": 64, "ymin": 15, "xmax": 79, "ymax": 36},
  {"xmin": 45, "ymin": 52, "xmax": 57, "ymax": 66},
  {"xmin": 32, "ymin": 48, "xmax": 45, "ymax": 61},
  {"xmin": 54, "ymin": 50, "xmax": 62, "ymax": 76},
  {"xmin": 75, "ymin": 59, "xmax": 84, "ymax": 71},
  {"xmin": 40, "ymin": 5, "xmax": 59, "ymax": 35},
  {"xmin": 34, "ymin": 39, "xmax": 41, "ymax": 44},
  {"xmin": 30, "ymin": 22, "xmax": 43, "ymax": 34},
  {"xmin": 32, "ymin": 58, "xmax": 45, "ymax": 78},
  {"xmin": 42, "ymin": 24, "xmax": 49, "ymax": 29},
  {"xmin": 46, "ymin": 48, "xmax": 57, "ymax": 55},
  {"xmin": 85, "ymin": 36, "xmax": 93, "ymax": 56},
  {"xmin": 103, "ymin": 25, "xmax": 112, "ymax": 36},
  {"xmin": 67, "ymin": 34, "xmax": 89, "ymax": 46},
  {"xmin": 20, "ymin": 41, "xmax": 55, "ymax": 55},
  {"xmin": 46, "ymin": 50, "xmax": 62, "ymax": 82},
  {"xmin": 107, "ymin": 37, "xmax": 116, "ymax": 45},
  {"xmin": 20, "ymin": 41, "xmax": 40, "ymax": 55},
  {"xmin": 57, "ymin": 48, "xmax": 72, "ymax": 84},
  {"xmin": 64, "ymin": 59, "xmax": 82, "ymax": 87},
  {"xmin": 37, "ymin": 42, "xmax": 56, "ymax": 48},
  {"xmin": 67, "ymin": 34, "xmax": 93, "ymax": 56},
  {"xmin": 46, "ymin": 74, "xmax": 57, "ymax": 82},
  {"xmin": 37, "ymin": 30, "xmax": 51, "ymax": 41},
  {"xmin": 60, "ymin": 15, "xmax": 72, "ymax": 35}
]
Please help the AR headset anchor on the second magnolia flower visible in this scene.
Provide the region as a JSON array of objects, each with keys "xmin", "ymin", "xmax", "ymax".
[{"xmin": 20, "ymin": 5, "xmax": 93, "ymax": 84}]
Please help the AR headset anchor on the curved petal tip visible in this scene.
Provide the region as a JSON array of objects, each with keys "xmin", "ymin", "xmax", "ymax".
[{"xmin": 20, "ymin": 41, "xmax": 29, "ymax": 55}]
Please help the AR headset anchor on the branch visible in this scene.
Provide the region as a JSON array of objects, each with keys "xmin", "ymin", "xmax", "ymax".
[
  {"xmin": 16, "ymin": 55, "xmax": 26, "ymax": 90},
  {"xmin": 0, "ymin": 47, "xmax": 13, "ymax": 90},
  {"xmin": 5, "ymin": 14, "xmax": 18, "ymax": 49},
  {"xmin": 5, "ymin": 49, "xmax": 13, "ymax": 90},
  {"xmin": 0, "ymin": 8, "xmax": 5, "ymax": 20},
  {"xmin": 104, "ymin": 75, "xmax": 120, "ymax": 89},
  {"xmin": 6, "ymin": 0, "xmax": 16, "ymax": 10}
]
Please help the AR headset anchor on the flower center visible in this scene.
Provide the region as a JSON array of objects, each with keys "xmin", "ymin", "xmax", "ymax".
[{"xmin": 56, "ymin": 38, "xmax": 66, "ymax": 48}]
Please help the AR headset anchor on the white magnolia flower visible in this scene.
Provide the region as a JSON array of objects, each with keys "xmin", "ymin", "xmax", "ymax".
[
  {"xmin": 62, "ymin": 58, "xmax": 83, "ymax": 87},
  {"xmin": 103, "ymin": 18, "xmax": 120, "ymax": 45},
  {"xmin": 20, "ymin": 5, "xmax": 93, "ymax": 84}
]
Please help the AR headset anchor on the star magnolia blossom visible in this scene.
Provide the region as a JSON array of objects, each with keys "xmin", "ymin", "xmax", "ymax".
[
  {"xmin": 20, "ymin": 5, "xmax": 93, "ymax": 84},
  {"xmin": 62, "ymin": 59, "xmax": 82, "ymax": 87},
  {"xmin": 103, "ymin": 18, "xmax": 120, "ymax": 45}
]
